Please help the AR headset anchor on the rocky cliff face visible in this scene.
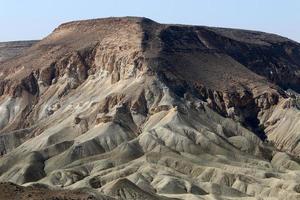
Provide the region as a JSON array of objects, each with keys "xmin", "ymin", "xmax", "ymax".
[{"xmin": 1, "ymin": 17, "xmax": 300, "ymax": 200}]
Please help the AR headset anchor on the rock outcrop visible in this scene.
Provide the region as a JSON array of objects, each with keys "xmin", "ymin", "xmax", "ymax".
[{"xmin": 1, "ymin": 17, "xmax": 300, "ymax": 200}]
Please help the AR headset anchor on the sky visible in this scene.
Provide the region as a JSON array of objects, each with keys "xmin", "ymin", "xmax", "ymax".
[{"xmin": 0, "ymin": 0, "xmax": 299, "ymax": 42}]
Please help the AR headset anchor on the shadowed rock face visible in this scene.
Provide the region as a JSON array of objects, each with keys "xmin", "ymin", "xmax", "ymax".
[{"xmin": 1, "ymin": 17, "xmax": 300, "ymax": 200}]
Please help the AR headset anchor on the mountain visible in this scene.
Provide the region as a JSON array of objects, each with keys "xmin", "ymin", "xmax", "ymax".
[
  {"xmin": 1, "ymin": 17, "xmax": 300, "ymax": 200},
  {"xmin": 0, "ymin": 41, "xmax": 38, "ymax": 63}
]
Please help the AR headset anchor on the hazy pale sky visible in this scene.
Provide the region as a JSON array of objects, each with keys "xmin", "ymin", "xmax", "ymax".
[{"xmin": 0, "ymin": 0, "xmax": 299, "ymax": 42}]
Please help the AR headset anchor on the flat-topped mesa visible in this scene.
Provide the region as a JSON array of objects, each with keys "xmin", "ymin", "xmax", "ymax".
[
  {"xmin": 2, "ymin": 17, "xmax": 300, "ymax": 199},
  {"xmin": 0, "ymin": 18, "xmax": 296, "ymax": 126},
  {"xmin": 1, "ymin": 17, "xmax": 300, "ymax": 92},
  {"xmin": 54, "ymin": 16, "xmax": 156, "ymax": 30},
  {"xmin": 42, "ymin": 17, "xmax": 159, "ymax": 52},
  {"xmin": 0, "ymin": 17, "xmax": 299, "ymax": 155},
  {"xmin": 0, "ymin": 18, "xmax": 297, "ymax": 107}
]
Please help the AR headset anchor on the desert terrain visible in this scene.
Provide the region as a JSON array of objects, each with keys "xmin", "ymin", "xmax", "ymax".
[{"xmin": 0, "ymin": 17, "xmax": 300, "ymax": 200}]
